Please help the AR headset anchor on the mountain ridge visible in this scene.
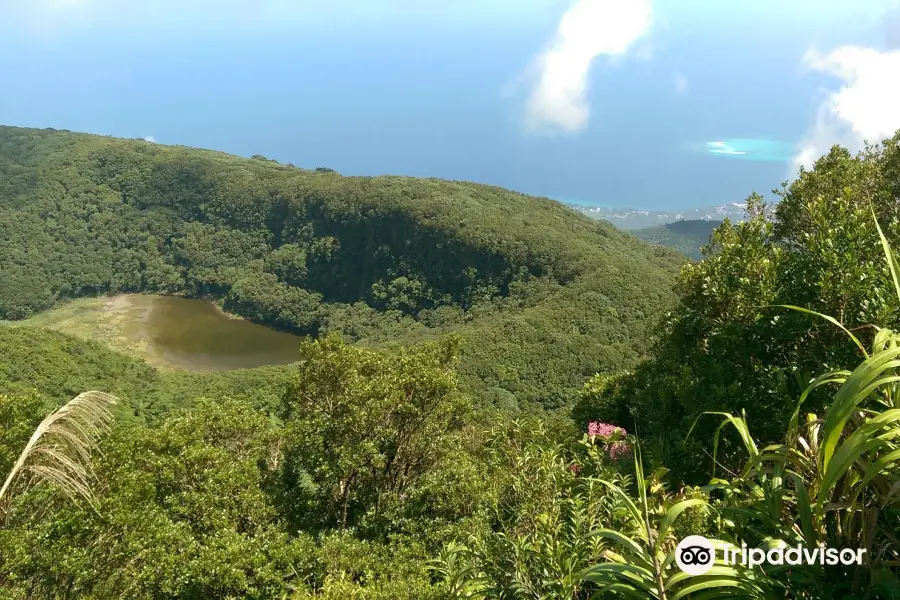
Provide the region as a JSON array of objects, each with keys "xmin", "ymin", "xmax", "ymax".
[{"xmin": 632, "ymin": 219, "xmax": 722, "ymax": 260}]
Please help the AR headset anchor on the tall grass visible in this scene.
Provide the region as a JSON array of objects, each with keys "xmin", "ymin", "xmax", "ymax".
[
  {"xmin": 577, "ymin": 442, "xmax": 774, "ymax": 599},
  {"xmin": 0, "ymin": 391, "xmax": 117, "ymax": 519}
]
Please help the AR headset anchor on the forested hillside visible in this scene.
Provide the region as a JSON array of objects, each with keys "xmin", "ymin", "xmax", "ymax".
[
  {"xmin": 0, "ymin": 125, "xmax": 683, "ymax": 407},
  {"xmin": 0, "ymin": 325, "xmax": 293, "ymax": 424},
  {"xmin": 632, "ymin": 219, "xmax": 721, "ymax": 259}
]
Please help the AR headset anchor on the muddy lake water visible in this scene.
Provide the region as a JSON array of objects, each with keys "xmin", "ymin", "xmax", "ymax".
[{"xmin": 145, "ymin": 296, "xmax": 304, "ymax": 371}]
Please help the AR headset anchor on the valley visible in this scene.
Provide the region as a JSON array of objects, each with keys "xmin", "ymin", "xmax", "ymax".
[
  {"xmin": 632, "ymin": 219, "xmax": 723, "ymax": 260},
  {"xmin": 0, "ymin": 125, "xmax": 684, "ymax": 408},
  {"xmin": 4, "ymin": 0, "xmax": 900, "ymax": 595}
]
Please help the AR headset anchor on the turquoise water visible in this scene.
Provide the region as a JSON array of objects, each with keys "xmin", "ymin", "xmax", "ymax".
[
  {"xmin": 680, "ymin": 138, "xmax": 794, "ymax": 163},
  {"xmin": 702, "ymin": 138, "xmax": 794, "ymax": 162}
]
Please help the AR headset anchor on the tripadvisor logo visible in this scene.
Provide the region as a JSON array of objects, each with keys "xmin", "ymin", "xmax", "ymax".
[
  {"xmin": 676, "ymin": 536, "xmax": 716, "ymax": 576},
  {"xmin": 675, "ymin": 535, "xmax": 866, "ymax": 576}
]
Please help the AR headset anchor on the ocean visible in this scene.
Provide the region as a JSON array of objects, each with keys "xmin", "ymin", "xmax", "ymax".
[{"xmin": 0, "ymin": 14, "xmax": 834, "ymax": 212}]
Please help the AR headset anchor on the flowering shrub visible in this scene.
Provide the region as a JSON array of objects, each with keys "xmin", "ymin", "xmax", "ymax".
[
  {"xmin": 607, "ymin": 440, "xmax": 631, "ymax": 460},
  {"xmin": 587, "ymin": 421, "xmax": 621, "ymax": 437},
  {"xmin": 587, "ymin": 421, "xmax": 631, "ymax": 461}
]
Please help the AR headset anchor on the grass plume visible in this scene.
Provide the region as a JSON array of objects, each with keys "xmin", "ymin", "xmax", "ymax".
[{"xmin": 0, "ymin": 391, "xmax": 117, "ymax": 517}]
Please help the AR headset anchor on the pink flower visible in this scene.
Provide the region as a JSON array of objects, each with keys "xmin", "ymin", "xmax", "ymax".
[
  {"xmin": 587, "ymin": 421, "xmax": 630, "ymax": 461},
  {"xmin": 588, "ymin": 421, "xmax": 625, "ymax": 438},
  {"xmin": 608, "ymin": 441, "xmax": 632, "ymax": 461}
]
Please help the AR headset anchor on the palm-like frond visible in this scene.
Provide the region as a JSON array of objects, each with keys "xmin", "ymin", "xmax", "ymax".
[
  {"xmin": 684, "ymin": 210, "xmax": 900, "ymax": 590},
  {"xmin": 431, "ymin": 543, "xmax": 493, "ymax": 599},
  {"xmin": 0, "ymin": 391, "xmax": 118, "ymax": 516},
  {"xmin": 578, "ymin": 445, "xmax": 775, "ymax": 599}
]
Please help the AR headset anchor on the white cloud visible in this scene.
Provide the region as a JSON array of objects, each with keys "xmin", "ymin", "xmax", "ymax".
[
  {"xmin": 144, "ymin": 136, "xmax": 157, "ymax": 143},
  {"xmin": 523, "ymin": 0, "xmax": 653, "ymax": 134},
  {"xmin": 673, "ymin": 72, "xmax": 689, "ymax": 95},
  {"xmin": 794, "ymin": 46, "xmax": 900, "ymax": 170}
]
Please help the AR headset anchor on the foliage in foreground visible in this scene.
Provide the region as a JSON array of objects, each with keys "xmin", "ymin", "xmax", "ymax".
[
  {"xmin": 579, "ymin": 133, "xmax": 900, "ymax": 481},
  {"xmin": 438, "ymin": 330, "xmax": 900, "ymax": 598},
  {"xmin": 0, "ymin": 337, "xmax": 475, "ymax": 599}
]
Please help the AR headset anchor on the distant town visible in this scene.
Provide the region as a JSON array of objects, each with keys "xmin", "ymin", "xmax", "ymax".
[{"xmin": 566, "ymin": 202, "xmax": 748, "ymax": 229}]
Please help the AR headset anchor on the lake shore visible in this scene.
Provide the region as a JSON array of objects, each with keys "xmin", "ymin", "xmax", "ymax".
[
  {"xmin": 16, "ymin": 294, "xmax": 176, "ymax": 370},
  {"xmin": 15, "ymin": 294, "xmax": 302, "ymax": 372}
]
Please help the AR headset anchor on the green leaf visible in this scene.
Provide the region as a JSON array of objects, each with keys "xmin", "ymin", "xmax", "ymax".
[
  {"xmin": 768, "ymin": 305, "xmax": 867, "ymax": 357},
  {"xmin": 872, "ymin": 206, "xmax": 900, "ymax": 305},
  {"xmin": 588, "ymin": 528, "xmax": 652, "ymax": 569},
  {"xmin": 655, "ymin": 498, "xmax": 708, "ymax": 555}
]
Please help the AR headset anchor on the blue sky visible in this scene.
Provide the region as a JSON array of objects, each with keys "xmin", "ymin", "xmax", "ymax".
[{"xmin": 1, "ymin": 0, "xmax": 898, "ymax": 210}]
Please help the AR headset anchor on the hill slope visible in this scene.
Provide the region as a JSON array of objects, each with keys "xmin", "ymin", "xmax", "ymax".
[
  {"xmin": 632, "ymin": 219, "xmax": 721, "ymax": 260},
  {"xmin": 0, "ymin": 125, "xmax": 684, "ymax": 407},
  {"xmin": 0, "ymin": 324, "xmax": 293, "ymax": 423}
]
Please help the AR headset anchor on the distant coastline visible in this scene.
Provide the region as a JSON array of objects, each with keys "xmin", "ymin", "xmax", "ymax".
[{"xmin": 563, "ymin": 201, "xmax": 747, "ymax": 230}]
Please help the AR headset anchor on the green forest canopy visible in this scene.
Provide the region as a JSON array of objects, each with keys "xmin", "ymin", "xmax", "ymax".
[
  {"xmin": 632, "ymin": 219, "xmax": 722, "ymax": 260},
  {"xmin": 0, "ymin": 125, "xmax": 684, "ymax": 409}
]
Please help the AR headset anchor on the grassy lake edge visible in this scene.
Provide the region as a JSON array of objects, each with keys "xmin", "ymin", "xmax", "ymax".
[{"xmin": 10, "ymin": 294, "xmax": 304, "ymax": 371}]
